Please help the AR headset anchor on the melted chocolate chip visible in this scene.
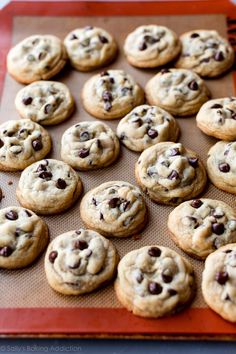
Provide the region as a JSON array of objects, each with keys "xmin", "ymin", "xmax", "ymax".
[
  {"xmin": 38, "ymin": 51, "xmax": 46, "ymax": 60},
  {"xmin": 74, "ymin": 240, "xmax": 88, "ymax": 250},
  {"xmin": 168, "ymin": 170, "xmax": 179, "ymax": 180},
  {"xmin": 0, "ymin": 139, "xmax": 4, "ymax": 148},
  {"xmin": 5, "ymin": 210, "xmax": 18, "ymax": 220},
  {"xmin": 162, "ymin": 273, "xmax": 173, "ymax": 283},
  {"xmin": 56, "ymin": 178, "xmax": 67, "ymax": 189},
  {"xmin": 214, "ymin": 51, "xmax": 225, "ymax": 61},
  {"xmin": 212, "ymin": 223, "xmax": 225, "ymax": 235},
  {"xmin": 147, "ymin": 128, "xmax": 158, "ymax": 139},
  {"xmin": 188, "ymin": 80, "xmax": 198, "ymax": 91},
  {"xmin": 188, "ymin": 157, "xmax": 198, "ymax": 168},
  {"xmin": 104, "ymin": 101, "xmax": 112, "ymax": 111},
  {"xmin": 169, "ymin": 148, "xmax": 180, "ymax": 156},
  {"xmin": 148, "ymin": 247, "xmax": 161, "ymax": 257},
  {"xmin": 38, "ymin": 171, "xmax": 52, "ymax": 180},
  {"xmin": 215, "ymin": 271, "xmax": 228, "ymax": 285},
  {"xmin": 225, "ymin": 294, "xmax": 231, "ymax": 301},
  {"xmin": 22, "ymin": 97, "xmax": 33, "ymax": 105},
  {"xmin": 148, "ymin": 282, "xmax": 163, "ymax": 295},
  {"xmin": 161, "ymin": 68, "xmax": 170, "ymax": 74},
  {"xmin": 78, "ymin": 148, "xmax": 90, "ymax": 158},
  {"xmin": 168, "ymin": 289, "xmax": 177, "ymax": 296},
  {"xmin": 69, "ymin": 260, "xmax": 81, "ymax": 269},
  {"xmin": 49, "ymin": 251, "xmax": 58, "ymax": 263},
  {"xmin": 190, "ymin": 199, "xmax": 203, "ymax": 208},
  {"xmin": 44, "ymin": 104, "xmax": 53, "ymax": 115},
  {"xmin": 32, "ymin": 138, "xmax": 43, "ymax": 151},
  {"xmin": 132, "ymin": 118, "xmax": 143, "ymax": 126},
  {"xmin": 225, "ymin": 249, "xmax": 232, "ymax": 254},
  {"xmin": 25, "ymin": 210, "xmax": 32, "ymax": 217},
  {"xmin": 92, "ymin": 197, "xmax": 97, "ymax": 206},
  {"xmin": 70, "ymin": 34, "xmax": 78, "ymax": 40},
  {"xmin": 190, "ymin": 32, "xmax": 200, "ymax": 38},
  {"xmin": 100, "ymin": 212, "xmax": 104, "ymax": 220},
  {"xmin": 99, "ymin": 35, "xmax": 109, "ymax": 44},
  {"xmin": 136, "ymin": 273, "xmax": 144, "ymax": 283},
  {"xmin": 218, "ymin": 163, "xmax": 230, "ymax": 173},
  {"xmin": 108, "ymin": 197, "xmax": 121, "ymax": 208},
  {"xmin": 0, "ymin": 246, "xmax": 13, "ymax": 257},
  {"xmin": 121, "ymin": 87, "xmax": 132, "ymax": 96},
  {"xmin": 211, "ymin": 103, "xmax": 223, "ymax": 109},
  {"xmin": 79, "ymin": 131, "xmax": 90, "ymax": 142},
  {"xmin": 102, "ymin": 91, "xmax": 112, "ymax": 101},
  {"xmin": 36, "ymin": 164, "xmax": 47, "ymax": 172},
  {"xmin": 138, "ymin": 42, "xmax": 147, "ymax": 51}
]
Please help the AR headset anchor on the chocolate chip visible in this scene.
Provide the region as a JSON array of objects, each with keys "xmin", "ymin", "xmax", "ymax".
[
  {"xmin": 121, "ymin": 87, "xmax": 132, "ymax": 96},
  {"xmin": 108, "ymin": 197, "xmax": 121, "ymax": 208},
  {"xmin": 5, "ymin": 210, "xmax": 18, "ymax": 220},
  {"xmin": 138, "ymin": 42, "xmax": 147, "ymax": 51},
  {"xmin": 74, "ymin": 240, "xmax": 88, "ymax": 250},
  {"xmin": 0, "ymin": 246, "xmax": 13, "ymax": 257},
  {"xmin": 22, "ymin": 97, "xmax": 33, "ymax": 105},
  {"xmin": 32, "ymin": 138, "xmax": 43, "ymax": 151},
  {"xmin": 212, "ymin": 223, "xmax": 225, "ymax": 235},
  {"xmin": 161, "ymin": 68, "xmax": 170, "ymax": 74},
  {"xmin": 38, "ymin": 171, "xmax": 52, "ymax": 180},
  {"xmin": 132, "ymin": 118, "xmax": 143, "ymax": 126},
  {"xmin": 188, "ymin": 157, "xmax": 198, "ymax": 168},
  {"xmin": 148, "ymin": 282, "xmax": 163, "ymax": 295},
  {"xmin": 100, "ymin": 212, "xmax": 104, "ymax": 220},
  {"xmin": 44, "ymin": 104, "xmax": 53, "ymax": 115},
  {"xmin": 168, "ymin": 289, "xmax": 177, "ymax": 296},
  {"xmin": 190, "ymin": 199, "xmax": 203, "ymax": 208},
  {"xmin": 104, "ymin": 101, "xmax": 112, "ymax": 111},
  {"xmin": 92, "ymin": 197, "xmax": 97, "ymax": 206},
  {"xmin": 215, "ymin": 271, "xmax": 228, "ymax": 285},
  {"xmin": 101, "ymin": 71, "xmax": 109, "ymax": 76},
  {"xmin": 36, "ymin": 164, "xmax": 47, "ymax": 172},
  {"xmin": 162, "ymin": 273, "xmax": 173, "ymax": 283},
  {"xmin": 78, "ymin": 148, "xmax": 89, "ymax": 158},
  {"xmin": 0, "ymin": 139, "xmax": 4, "ymax": 148},
  {"xmin": 56, "ymin": 178, "xmax": 67, "ymax": 189},
  {"xmin": 188, "ymin": 80, "xmax": 198, "ymax": 91},
  {"xmin": 200, "ymin": 57, "xmax": 210, "ymax": 63},
  {"xmin": 38, "ymin": 52, "xmax": 46, "ymax": 60},
  {"xmin": 225, "ymin": 294, "xmax": 231, "ymax": 301},
  {"xmin": 211, "ymin": 103, "xmax": 223, "ymax": 109},
  {"xmin": 79, "ymin": 131, "xmax": 90, "ymax": 142},
  {"xmin": 70, "ymin": 34, "xmax": 78, "ymax": 40},
  {"xmin": 147, "ymin": 128, "xmax": 158, "ymax": 139},
  {"xmin": 109, "ymin": 77, "xmax": 115, "ymax": 84},
  {"xmin": 136, "ymin": 273, "xmax": 144, "ymax": 283},
  {"xmin": 69, "ymin": 260, "xmax": 81, "ymax": 269},
  {"xmin": 148, "ymin": 247, "xmax": 161, "ymax": 257},
  {"xmin": 99, "ymin": 35, "xmax": 109, "ymax": 43},
  {"xmin": 218, "ymin": 162, "xmax": 230, "ymax": 173},
  {"xmin": 168, "ymin": 170, "xmax": 179, "ymax": 180},
  {"xmin": 15, "ymin": 228, "xmax": 22, "ymax": 237},
  {"xmin": 190, "ymin": 32, "xmax": 200, "ymax": 38},
  {"xmin": 49, "ymin": 251, "xmax": 58, "ymax": 263},
  {"xmin": 169, "ymin": 148, "xmax": 180, "ymax": 156},
  {"xmin": 25, "ymin": 210, "xmax": 32, "ymax": 217},
  {"xmin": 102, "ymin": 91, "xmax": 112, "ymax": 101},
  {"xmin": 225, "ymin": 249, "xmax": 232, "ymax": 254},
  {"xmin": 214, "ymin": 51, "xmax": 225, "ymax": 61},
  {"xmin": 122, "ymin": 201, "xmax": 130, "ymax": 212}
]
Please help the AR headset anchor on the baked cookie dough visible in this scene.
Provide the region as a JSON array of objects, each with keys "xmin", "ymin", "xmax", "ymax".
[
  {"xmin": 196, "ymin": 97, "xmax": 236, "ymax": 140},
  {"xmin": 135, "ymin": 142, "xmax": 207, "ymax": 206},
  {"xmin": 115, "ymin": 245, "xmax": 195, "ymax": 318},
  {"xmin": 64, "ymin": 26, "xmax": 117, "ymax": 71},
  {"xmin": 207, "ymin": 141, "xmax": 236, "ymax": 195},
  {"xmin": 124, "ymin": 24, "xmax": 181, "ymax": 68},
  {"xmin": 202, "ymin": 244, "xmax": 236, "ymax": 322},
  {"xmin": 82, "ymin": 70, "xmax": 145, "ymax": 119},
  {"xmin": 176, "ymin": 30, "xmax": 234, "ymax": 78},
  {"xmin": 15, "ymin": 81, "xmax": 74, "ymax": 125},
  {"xmin": 80, "ymin": 181, "xmax": 147, "ymax": 237},
  {"xmin": 145, "ymin": 68, "xmax": 210, "ymax": 116},
  {"xmin": 7, "ymin": 35, "xmax": 67, "ymax": 84},
  {"xmin": 0, "ymin": 119, "xmax": 51, "ymax": 171},
  {"xmin": 16, "ymin": 159, "xmax": 83, "ymax": 215},
  {"xmin": 168, "ymin": 199, "xmax": 236, "ymax": 260},
  {"xmin": 0, "ymin": 206, "xmax": 49, "ymax": 269},
  {"xmin": 45, "ymin": 229, "xmax": 119, "ymax": 295},
  {"xmin": 61, "ymin": 121, "xmax": 120, "ymax": 170},
  {"xmin": 117, "ymin": 104, "xmax": 180, "ymax": 152}
]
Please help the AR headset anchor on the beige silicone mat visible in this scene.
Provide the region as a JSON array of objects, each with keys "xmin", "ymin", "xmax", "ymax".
[{"xmin": 0, "ymin": 14, "xmax": 235, "ymax": 308}]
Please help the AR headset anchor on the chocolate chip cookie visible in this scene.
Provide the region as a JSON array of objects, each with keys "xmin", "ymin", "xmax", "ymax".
[
  {"xmin": 82, "ymin": 70, "xmax": 145, "ymax": 119},
  {"xmin": 145, "ymin": 68, "xmax": 210, "ymax": 116},
  {"xmin": 124, "ymin": 25, "xmax": 181, "ymax": 68},
  {"xmin": 117, "ymin": 104, "xmax": 180, "ymax": 152},
  {"xmin": 207, "ymin": 141, "xmax": 236, "ymax": 195},
  {"xmin": 64, "ymin": 26, "xmax": 117, "ymax": 71},
  {"xmin": 168, "ymin": 199, "xmax": 236, "ymax": 260},
  {"xmin": 0, "ymin": 206, "xmax": 49, "ymax": 269},
  {"xmin": 135, "ymin": 142, "xmax": 207, "ymax": 206},
  {"xmin": 61, "ymin": 121, "xmax": 120, "ymax": 170},
  {"xmin": 202, "ymin": 244, "xmax": 236, "ymax": 322},
  {"xmin": 115, "ymin": 246, "xmax": 195, "ymax": 318},
  {"xmin": 15, "ymin": 81, "xmax": 74, "ymax": 125},
  {"xmin": 80, "ymin": 181, "xmax": 147, "ymax": 237},
  {"xmin": 16, "ymin": 159, "xmax": 83, "ymax": 215},
  {"xmin": 196, "ymin": 97, "xmax": 236, "ymax": 140},
  {"xmin": 0, "ymin": 119, "xmax": 51, "ymax": 171},
  {"xmin": 45, "ymin": 228, "xmax": 119, "ymax": 295},
  {"xmin": 7, "ymin": 35, "xmax": 67, "ymax": 84},
  {"xmin": 176, "ymin": 30, "xmax": 234, "ymax": 77}
]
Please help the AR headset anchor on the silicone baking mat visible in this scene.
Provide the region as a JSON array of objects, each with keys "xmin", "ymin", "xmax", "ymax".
[{"xmin": 1, "ymin": 0, "xmax": 236, "ymax": 338}]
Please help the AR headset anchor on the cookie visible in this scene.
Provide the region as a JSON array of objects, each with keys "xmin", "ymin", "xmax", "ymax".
[
  {"xmin": 207, "ymin": 141, "xmax": 236, "ymax": 195},
  {"xmin": 15, "ymin": 81, "xmax": 74, "ymax": 126},
  {"xmin": 168, "ymin": 199, "xmax": 236, "ymax": 260},
  {"xmin": 145, "ymin": 68, "xmax": 210, "ymax": 116},
  {"xmin": 176, "ymin": 30, "xmax": 234, "ymax": 78},
  {"xmin": 45, "ymin": 228, "xmax": 119, "ymax": 295},
  {"xmin": 61, "ymin": 121, "xmax": 120, "ymax": 170},
  {"xmin": 0, "ymin": 206, "xmax": 49, "ymax": 269},
  {"xmin": 7, "ymin": 35, "xmax": 67, "ymax": 84},
  {"xmin": 115, "ymin": 245, "xmax": 195, "ymax": 318},
  {"xmin": 202, "ymin": 244, "xmax": 236, "ymax": 322},
  {"xmin": 124, "ymin": 25, "xmax": 181, "ymax": 68},
  {"xmin": 16, "ymin": 159, "xmax": 83, "ymax": 215},
  {"xmin": 135, "ymin": 142, "xmax": 207, "ymax": 206},
  {"xmin": 80, "ymin": 181, "xmax": 147, "ymax": 238},
  {"xmin": 117, "ymin": 104, "xmax": 180, "ymax": 152},
  {"xmin": 0, "ymin": 119, "xmax": 51, "ymax": 171},
  {"xmin": 82, "ymin": 70, "xmax": 145, "ymax": 120},
  {"xmin": 64, "ymin": 26, "xmax": 117, "ymax": 71},
  {"xmin": 196, "ymin": 97, "xmax": 236, "ymax": 141}
]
